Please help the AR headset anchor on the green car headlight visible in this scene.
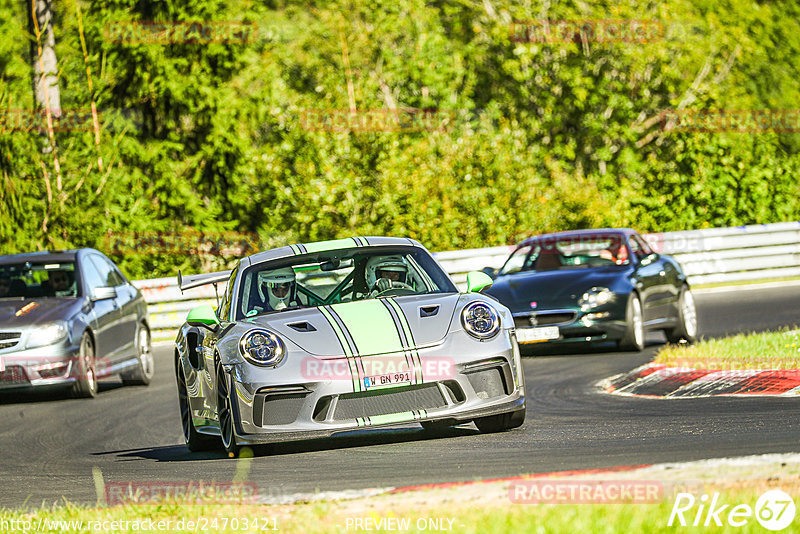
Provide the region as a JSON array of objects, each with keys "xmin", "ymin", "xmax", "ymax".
[
  {"xmin": 27, "ymin": 321, "xmax": 69, "ymax": 349},
  {"xmin": 238, "ymin": 329, "xmax": 285, "ymax": 367},
  {"xmin": 579, "ymin": 287, "xmax": 614, "ymax": 311},
  {"xmin": 461, "ymin": 302, "xmax": 501, "ymax": 340}
]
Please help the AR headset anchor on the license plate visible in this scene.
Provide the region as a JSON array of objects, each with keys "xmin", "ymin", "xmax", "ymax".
[
  {"xmin": 0, "ymin": 357, "xmax": 4, "ymax": 373},
  {"xmin": 517, "ymin": 326, "xmax": 560, "ymax": 343},
  {"xmin": 363, "ymin": 370, "xmax": 412, "ymax": 389}
]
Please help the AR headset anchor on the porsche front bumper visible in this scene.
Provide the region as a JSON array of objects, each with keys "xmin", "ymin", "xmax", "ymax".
[{"xmin": 218, "ymin": 329, "xmax": 526, "ymax": 445}]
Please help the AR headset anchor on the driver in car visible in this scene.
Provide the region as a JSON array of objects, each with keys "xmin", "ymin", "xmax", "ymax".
[
  {"xmin": 257, "ymin": 267, "xmax": 301, "ymax": 311},
  {"xmin": 366, "ymin": 256, "xmax": 413, "ymax": 297},
  {"xmin": 49, "ymin": 269, "xmax": 77, "ymax": 297}
]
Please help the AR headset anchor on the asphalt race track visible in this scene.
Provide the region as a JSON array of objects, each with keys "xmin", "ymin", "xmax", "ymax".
[{"xmin": 1, "ymin": 285, "xmax": 799, "ymax": 508}]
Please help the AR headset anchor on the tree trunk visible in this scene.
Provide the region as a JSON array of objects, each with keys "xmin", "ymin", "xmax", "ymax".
[{"xmin": 28, "ymin": 0, "xmax": 61, "ymax": 115}]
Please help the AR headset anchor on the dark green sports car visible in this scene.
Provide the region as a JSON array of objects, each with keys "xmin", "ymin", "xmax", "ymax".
[{"xmin": 484, "ymin": 229, "xmax": 697, "ymax": 351}]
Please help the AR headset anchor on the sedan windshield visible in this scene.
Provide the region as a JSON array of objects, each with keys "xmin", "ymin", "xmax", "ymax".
[
  {"xmin": 499, "ymin": 233, "xmax": 630, "ymax": 275},
  {"xmin": 236, "ymin": 247, "xmax": 456, "ymax": 319},
  {"xmin": 0, "ymin": 262, "xmax": 79, "ymax": 299}
]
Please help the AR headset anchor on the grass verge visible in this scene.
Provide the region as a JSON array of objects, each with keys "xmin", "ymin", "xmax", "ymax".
[
  {"xmin": 655, "ymin": 327, "xmax": 800, "ymax": 370},
  {"xmin": 1, "ymin": 481, "xmax": 798, "ymax": 533}
]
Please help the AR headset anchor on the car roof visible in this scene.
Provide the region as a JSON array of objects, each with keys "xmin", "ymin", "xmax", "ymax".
[
  {"xmin": 516, "ymin": 228, "xmax": 638, "ymax": 248},
  {"xmin": 243, "ymin": 236, "xmax": 425, "ymax": 267},
  {"xmin": 0, "ymin": 250, "xmax": 79, "ymax": 265}
]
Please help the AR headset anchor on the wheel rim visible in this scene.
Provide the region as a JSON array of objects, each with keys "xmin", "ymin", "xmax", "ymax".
[
  {"xmin": 82, "ymin": 335, "xmax": 97, "ymax": 394},
  {"xmin": 177, "ymin": 362, "xmax": 191, "ymax": 441},
  {"xmin": 682, "ymin": 290, "xmax": 698, "ymax": 338},
  {"xmin": 138, "ymin": 327, "xmax": 154, "ymax": 379},
  {"xmin": 632, "ymin": 298, "xmax": 644, "ymax": 347},
  {"xmin": 216, "ymin": 359, "xmax": 234, "ymax": 450}
]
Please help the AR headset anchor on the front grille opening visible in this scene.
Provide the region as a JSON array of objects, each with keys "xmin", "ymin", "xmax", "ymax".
[
  {"xmin": 466, "ymin": 367, "xmax": 508, "ymax": 399},
  {"xmin": 0, "ymin": 365, "xmax": 29, "ymax": 385},
  {"xmin": 441, "ymin": 380, "xmax": 465, "ymax": 403},
  {"xmin": 313, "ymin": 396, "xmax": 333, "ymax": 421},
  {"xmin": 38, "ymin": 363, "xmax": 69, "ymax": 379},
  {"xmin": 514, "ymin": 312, "xmax": 576, "ymax": 328},
  {"xmin": 254, "ymin": 387, "xmax": 310, "ymax": 426},
  {"xmin": 332, "ymin": 383, "xmax": 446, "ymax": 421}
]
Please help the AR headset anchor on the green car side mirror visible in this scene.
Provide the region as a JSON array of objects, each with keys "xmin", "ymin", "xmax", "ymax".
[
  {"xmin": 187, "ymin": 304, "xmax": 220, "ymax": 329},
  {"xmin": 465, "ymin": 271, "xmax": 493, "ymax": 293}
]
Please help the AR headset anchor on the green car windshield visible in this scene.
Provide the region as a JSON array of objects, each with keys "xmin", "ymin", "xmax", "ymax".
[
  {"xmin": 235, "ymin": 247, "xmax": 457, "ymax": 320},
  {"xmin": 499, "ymin": 233, "xmax": 631, "ymax": 275}
]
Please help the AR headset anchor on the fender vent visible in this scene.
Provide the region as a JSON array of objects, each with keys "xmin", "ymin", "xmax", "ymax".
[
  {"xmin": 419, "ymin": 305, "xmax": 439, "ymax": 317},
  {"xmin": 287, "ymin": 322, "xmax": 317, "ymax": 332}
]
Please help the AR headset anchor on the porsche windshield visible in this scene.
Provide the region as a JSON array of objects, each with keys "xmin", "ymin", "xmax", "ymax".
[
  {"xmin": 499, "ymin": 234, "xmax": 630, "ymax": 275},
  {"xmin": 236, "ymin": 247, "xmax": 456, "ymax": 319},
  {"xmin": 0, "ymin": 262, "xmax": 78, "ymax": 299}
]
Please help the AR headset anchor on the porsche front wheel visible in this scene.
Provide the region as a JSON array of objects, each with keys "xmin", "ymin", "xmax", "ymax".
[{"xmin": 216, "ymin": 357, "xmax": 241, "ymax": 457}]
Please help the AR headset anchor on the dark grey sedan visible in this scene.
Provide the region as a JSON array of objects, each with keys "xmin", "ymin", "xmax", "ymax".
[{"xmin": 0, "ymin": 249, "xmax": 153, "ymax": 397}]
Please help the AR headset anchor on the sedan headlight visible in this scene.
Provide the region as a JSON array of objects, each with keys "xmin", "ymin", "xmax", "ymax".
[
  {"xmin": 461, "ymin": 302, "xmax": 500, "ymax": 340},
  {"xmin": 579, "ymin": 287, "xmax": 614, "ymax": 311},
  {"xmin": 26, "ymin": 321, "xmax": 69, "ymax": 349},
  {"xmin": 239, "ymin": 329, "xmax": 285, "ymax": 367}
]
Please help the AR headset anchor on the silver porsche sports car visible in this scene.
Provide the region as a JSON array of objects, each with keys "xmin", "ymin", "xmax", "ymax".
[{"xmin": 175, "ymin": 237, "xmax": 525, "ymax": 455}]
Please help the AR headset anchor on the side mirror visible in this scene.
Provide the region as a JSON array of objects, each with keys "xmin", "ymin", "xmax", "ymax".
[
  {"xmin": 91, "ymin": 287, "xmax": 117, "ymax": 301},
  {"xmin": 465, "ymin": 271, "xmax": 493, "ymax": 293},
  {"xmin": 480, "ymin": 266, "xmax": 497, "ymax": 279},
  {"xmin": 186, "ymin": 304, "xmax": 220, "ymax": 330}
]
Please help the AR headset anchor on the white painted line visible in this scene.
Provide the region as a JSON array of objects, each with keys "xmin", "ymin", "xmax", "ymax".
[{"xmin": 694, "ymin": 279, "xmax": 800, "ymax": 294}]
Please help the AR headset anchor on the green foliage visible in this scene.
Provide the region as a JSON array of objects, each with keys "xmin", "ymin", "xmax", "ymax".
[{"xmin": 1, "ymin": 0, "xmax": 799, "ymax": 279}]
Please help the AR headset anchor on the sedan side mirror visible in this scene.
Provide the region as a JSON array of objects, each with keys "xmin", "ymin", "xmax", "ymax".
[
  {"xmin": 187, "ymin": 304, "xmax": 220, "ymax": 330},
  {"xmin": 465, "ymin": 271, "xmax": 493, "ymax": 293},
  {"xmin": 91, "ymin": 287, "xmax": 117, "ymax": 301}
]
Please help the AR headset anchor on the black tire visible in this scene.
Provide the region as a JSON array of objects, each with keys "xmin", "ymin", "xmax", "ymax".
[
  {"xmin": 474, "ymin": 408, "xmax": 525, "ymax": 434},
  {"xmin": 71, "ymin": 332, "xmax": 97, "ymax": 398},
  {"xmin": 665, "ymin": 286, "xmax": 698, "ymax": 344},
  {"xmin": 618, "ymin": 293, "xmax": 645, "ymax": 352},
  {"xmin": 177, "ymin": 360, "xmax": 217, "ymax": 452},
  {"xmin": 121, "ymin": 324, "xmax": 154, "ymax": 386},
  {"xmin": 216, "ymin": 357, "xmax": 241, "ymax": 457}
]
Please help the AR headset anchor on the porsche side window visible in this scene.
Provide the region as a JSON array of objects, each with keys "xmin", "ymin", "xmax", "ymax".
[{"xmin": 219, "ymin": 267, "xmax": 237, "ymax": 322}]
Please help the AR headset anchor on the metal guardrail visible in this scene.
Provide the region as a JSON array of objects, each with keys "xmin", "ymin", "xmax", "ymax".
[{"xmin": 135, "ymin": 221, "xmax": 800, "ymax": 343}]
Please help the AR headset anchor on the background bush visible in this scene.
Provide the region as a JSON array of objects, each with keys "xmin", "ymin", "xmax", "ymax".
[{"xmin": 1, "ymin": 0, "xmax": 799, "ymax": 278}]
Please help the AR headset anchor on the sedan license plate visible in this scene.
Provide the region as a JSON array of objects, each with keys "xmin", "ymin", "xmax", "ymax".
[
  {"xmin": 364, "ymin": 370, "xmax": 412, "ymax": 389},
  {"xmin": 517, "ymin": 326, "xmax": 560, "ymax": 343}
]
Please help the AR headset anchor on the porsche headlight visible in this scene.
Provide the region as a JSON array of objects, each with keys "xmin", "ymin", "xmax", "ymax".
[
  {"xmin": 27, "ymin": 321, "xmax": 69, "ymax": 349},
  {"xmin": 461, "ymin": 302, "xmax": 500, "ymax": 340},
  {"xmin": 579, "ymin": 287, "xmax": 614, "ymax": 311},
  {"xmin": 239, "ymin": 329, "xmax": 285, "ymax": 367}
]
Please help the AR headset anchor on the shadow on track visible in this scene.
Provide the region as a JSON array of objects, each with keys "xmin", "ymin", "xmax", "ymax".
[
  {"xmin": 0, "ymin": 380, "xmax": 126, "ymax": 405},
  {"xmin": 92, "ymin": 425, "xmax": 479, "ymax": 461},
  {"xmin": 520, "ymin": 338, "xmax": 665, "ymax": 358}
]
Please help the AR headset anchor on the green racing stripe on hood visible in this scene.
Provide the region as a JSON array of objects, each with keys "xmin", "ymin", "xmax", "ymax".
[
  {"xmin": 329, "ymin": 300, "xmax": 404, "ymax": 356},
  {"xmin": 302, "ymin": 238, "xmax": 360, "ymax": 253}
]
